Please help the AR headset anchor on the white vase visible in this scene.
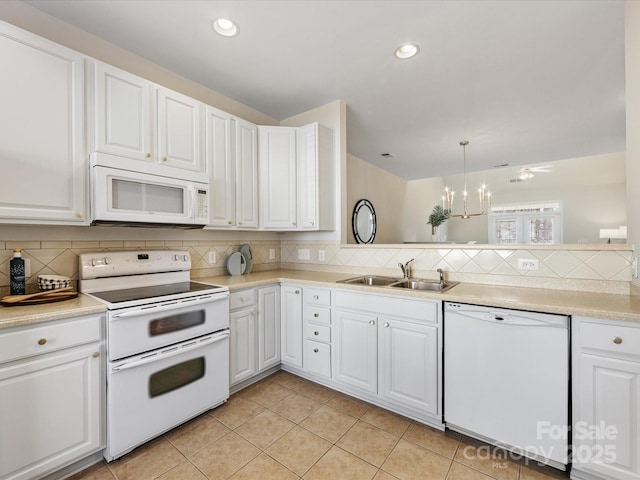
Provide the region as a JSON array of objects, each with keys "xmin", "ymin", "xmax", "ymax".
[{"xmin": 432, "ymin": 223, "xmax": 448, "ymax": 242}]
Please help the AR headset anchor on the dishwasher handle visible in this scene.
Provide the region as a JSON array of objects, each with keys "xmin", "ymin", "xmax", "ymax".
[{"xmin": 448, "ymin": 309, "xmax": 567, "ymax": 327}]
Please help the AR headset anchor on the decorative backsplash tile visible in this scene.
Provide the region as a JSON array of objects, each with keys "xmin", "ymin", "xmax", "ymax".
[
  {"xmin": 280, "ymin": 241, "xmax": 634, "ymax": 294},
  {"xmin": 0, "ymin": 240, "xmax": 281, "ymax": 295},
  {"xmin": 0, "ymin": 236, "xmax": 634, "ymax": 296}
]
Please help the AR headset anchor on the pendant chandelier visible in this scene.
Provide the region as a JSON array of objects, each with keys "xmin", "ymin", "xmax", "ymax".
[{"xmin": 442, "ymin": 140, "xmax": 492, "ymax": 219}]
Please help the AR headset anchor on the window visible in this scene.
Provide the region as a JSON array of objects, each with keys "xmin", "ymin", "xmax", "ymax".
[{"xmin": 488, "ymin": 201, "xmax": 562, "ymax": 244}]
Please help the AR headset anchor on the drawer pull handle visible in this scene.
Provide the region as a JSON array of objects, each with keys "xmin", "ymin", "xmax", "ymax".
[
  {"xmin": 38, "ymin": 338, "xmax": 47, "ymax": 346},
  {"xmin": 314, "ymin": 295, "xmax": 319, "ymax": 300},
  {"xmin": 314, "ymin": 331, "xmax": 319, "ymax": 336},
  {"xmin": 384, "ymin": 322, "xmax": 389, "ymax": 328},
  {"xmin": 92, "ymin": 352, "xmax": 100, "ymax": 358},
  {"xmin": 313, "ymin": 348, "xmax": 319, "ymax": 353},
  {"xmin": 295, "ymin": 290, "xmax": 300, "ymax": 294},
  {"xmin": 369, "ymin": 320, "xmax": 375, "ymax": 325},
  {"xmin": 314, "ymin": 313, "xmax": 319, "ymax": 318},
  {"xmin": 613, "ymin": 336, "xmax": 623, "ymax": 344}
]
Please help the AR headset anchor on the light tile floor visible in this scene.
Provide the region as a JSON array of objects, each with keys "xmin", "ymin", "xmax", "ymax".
[{"xmin": 70, "ymin": 371, "xmax": 569, "ymax": 480}]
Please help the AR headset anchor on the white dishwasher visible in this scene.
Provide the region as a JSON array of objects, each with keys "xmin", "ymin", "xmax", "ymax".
[{"xmin": 444, "ymin": 302, "xmax": 569, "ymax": 470}]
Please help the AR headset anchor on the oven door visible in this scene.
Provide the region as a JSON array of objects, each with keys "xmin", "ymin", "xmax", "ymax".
[
  {"xmin": 107, "ymin": 293, "xmax": 229, "ymax": 361},
  {"xmin": 105, "ymin": 331, "xmax": 229, "ymax": 461}
]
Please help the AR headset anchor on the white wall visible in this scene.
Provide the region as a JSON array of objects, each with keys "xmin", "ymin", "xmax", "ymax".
[
  {"xmin": 402, "ymin": 177, "xmax": 446, "ymax": 243},
  {"xmin": 347, "ymin": 155, "xmax": 407, "ymax": 244},
  {"xmin": 626, "ymin": 0, "xmax": 640, "ymax": 291}
]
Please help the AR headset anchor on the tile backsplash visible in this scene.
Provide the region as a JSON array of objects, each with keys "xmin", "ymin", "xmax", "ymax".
[
  {"xmin": 281, "ymin": 241, "xmax": 635, "ymax": 295},
  {"xmin": 0, "ymin": 240, "xmax": 280, "ymax": 295},
  {"xmin": 0, "ymin": 237, "xmax": 634, "ymax": 296}
]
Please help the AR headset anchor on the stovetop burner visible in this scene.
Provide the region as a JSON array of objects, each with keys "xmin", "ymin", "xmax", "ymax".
[{"xmin": 90, "ymin": 281, "xmax": 219, "ymax": 305}]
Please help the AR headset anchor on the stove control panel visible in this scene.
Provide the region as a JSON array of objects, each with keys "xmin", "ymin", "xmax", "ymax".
[{"xmin": 79, "ymin": 250, "xmax": 191, "ymax": 280}]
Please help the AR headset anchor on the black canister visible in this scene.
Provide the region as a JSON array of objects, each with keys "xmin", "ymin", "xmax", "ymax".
[{"xmin": 10, "ymin": 248, "xmax": 25, "ymax": 295}]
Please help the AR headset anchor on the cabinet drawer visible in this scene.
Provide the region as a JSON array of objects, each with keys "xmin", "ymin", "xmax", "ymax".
[
  {"xmin": 230, "ymin": 289, "xmax": 256, "ymax": 310},
  {"xmin": 303, "ymin": 305, "xmax": 331, "ymax": 325},
  {"xmin": 578, "ymin": 319, "xmax": 640, "ymax": 357},
  {"xmin": 304, "ymin": 340, "xmax": 331, "ymax": 377},
  {"xmin": 305, "ymin": 323, "xmax": 331, "ymax": 343},
  {"xmin": 0, "ymin": 314, "xmax": 103, "ymax": 364},
  {"xmin": 304, "ymin": 288, "xmax": 331, "ymax": 306}
]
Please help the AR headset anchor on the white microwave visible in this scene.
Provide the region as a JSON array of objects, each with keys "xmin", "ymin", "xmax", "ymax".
[{"xmin": 91, "ymin": 165, "xmax": 209, "ymax": 228}]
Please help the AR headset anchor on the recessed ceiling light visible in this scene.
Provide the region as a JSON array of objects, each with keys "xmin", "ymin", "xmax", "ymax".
[
  {"xmin": 213, "ymin": 18, "xmax": 238, "ymax": 37},
  {"xmin": 394, "ymin": 43, "xmax": 419, "ymax": 60}
]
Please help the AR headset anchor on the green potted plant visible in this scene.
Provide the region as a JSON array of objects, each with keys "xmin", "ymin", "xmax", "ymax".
[{"xmin": 427, "ymin": 205, "xmax": 450, "ymax": 235}]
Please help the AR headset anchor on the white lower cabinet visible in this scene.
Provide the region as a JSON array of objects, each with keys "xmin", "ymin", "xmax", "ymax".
[
  {"xmin": 334, "ymin": 309, "xmax": 378, "ymax": 393},
  {"xmin": 303, "ymin": 288, "xmax": 332, "ymax": 378},
  {"xmin": 258, "ymin": 285, "xmax": 281, "ymax": 371},
  {"xmin": 280, "ymin": 285, "xmax": 303, "ymax": 368},
  {"xmin": 380, "ymin": 318, "xmax": 438, "ymax": 415},
  {"xmin": 230, "ymin": 285, "xmax": 280, "ymax": 386},
  {"xmin": 0, "ymin": 314, "xmax": 104, "ymax": 480},
  {"xmin": 229, "ymin": 289, "xmax": 257, "ymax": 385},
  {"xmin": 333, "ymin": 289, "xmax": 442, "ymax": 422},
  {"xmin": 572, "ymin": 316, "xmax": 640, "ymax": 480}
]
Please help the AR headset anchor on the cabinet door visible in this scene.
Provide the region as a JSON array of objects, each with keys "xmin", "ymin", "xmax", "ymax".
[
  {"xmin": 380, "ymin": 318, "xmax": 438, "ymax": 415},
  {"xmin": 0, "ymin": 343, "xmax": 103, "ymax": 480},
  {"xmin": 229, "ymin": 308, "xmax": 256, "ymax": 385},
  {"xmin": 207, "ymin": 107, "xmax": 234, "ymax": 227},
  {"xmin": 0, "ymin": 23, "xmax": 87, "ymax": 224},
  {"xmin": 334, "ymin": 309, "xmax": 378, "ymax": 393},
  {"xmin": 281, "ymin": 286, "xmax": 303, "ymax": 368},
  {"xmin": 574, "ymin": 353, "xmax": 640, "ymax": 480},
  {"xmin": 296, "ymin": 123, "xmax": 318, "ymax": 230},
  {"xmin": 259, "ymin": 126, "xmax": 297, "ymax": 229},
  {"xmin": 157, "ymin": 87, "xmax": 204, "ymax": 172},
  {"xmin": 235, "ymin": 118, "xmax": 259, "ymax": 228},
  {"xmin": 94, "ymin": 62, "xmax": 152, "ymax": 161},
  {"xmin": 258, "ymin": 285, "xmax": 281, "ymax": 371}
]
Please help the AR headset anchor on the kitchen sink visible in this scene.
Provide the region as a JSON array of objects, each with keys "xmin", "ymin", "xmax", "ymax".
[
  {"xmin": 337, "ymin": 275, "xmax": 459, "ymax": 292},
  {"xmin": 337, "ymin": 275, "xmax": 400, "ymax": 286},
  {"xmin": 389, "ymin": 279, "xmax": 459, "ymax": 292}
]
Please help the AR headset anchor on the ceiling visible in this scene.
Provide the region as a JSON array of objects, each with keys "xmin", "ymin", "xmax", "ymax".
[{"xmin": 23, "ymin": 0, "xmax": 626, "ymax": 180}]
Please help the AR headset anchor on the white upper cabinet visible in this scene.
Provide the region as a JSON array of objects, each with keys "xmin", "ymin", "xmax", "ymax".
[
  {"xmin": 235, "ymin": 119, "xmax": 259, "ymax": 228},
  {"xmin": 0, "ymin": 21, "xmax": 87, "ymax": 224},
  {"xmin": 258, "ymin": 123, "xmax": 335, "ymax": 231},
  {"xmin": 94, "ymin": 63, "xmax": 152, "ymax": 162},
  {"xmin": 297, "ymin": 123, "xmax": 335, "ymax": 230},
  {"xmin": 91, "ymin": 62, "xmax": 205, "ymax": 180},
  {"xmin": 259, "ymin": 126, "xmax": 297, "ymax": 229},
  {"xmin": 157, "ymin": 87, "xmax": 204, "ymax": 172},
  {"xmin": 206, "ymin": 109, "xmax": 258, "ymax": 229}
]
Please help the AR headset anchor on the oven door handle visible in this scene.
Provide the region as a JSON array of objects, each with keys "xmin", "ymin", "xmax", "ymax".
[
  {"xmin": 110, "ymin": 294, "xmax": 228, "ymax": 319},
  {"xmin": 111, "ymin": 331, "xmax": 229, "ymax": 372}
]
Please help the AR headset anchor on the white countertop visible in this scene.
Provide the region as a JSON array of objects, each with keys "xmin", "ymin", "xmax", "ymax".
[{"xmin": 2, "ymin": 269, "xmax": 639, "ymax": 330}]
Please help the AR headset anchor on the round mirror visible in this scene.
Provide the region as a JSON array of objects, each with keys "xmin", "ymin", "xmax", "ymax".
[{"xmin": 352, "ymin": 199, "xmax": 377, "ymax": 244}]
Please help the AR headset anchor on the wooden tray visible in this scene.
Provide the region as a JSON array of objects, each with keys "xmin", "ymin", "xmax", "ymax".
[{"xmin": 0, "ymin": 291, "xmax": 79, "ymax": 306}]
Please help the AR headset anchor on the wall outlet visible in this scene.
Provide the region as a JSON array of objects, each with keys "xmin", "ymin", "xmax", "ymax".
[
  {"xmin": 517, "ymin": 258, "xmax": 539, "ymax": 271},
  {"xmin": 298, "ymin": 249, "xmax": 310, "ymax": 260},
  {"xmin": 269, "ymin": 248, "xmax": 276, "ymax": 260},
  {"xmin": 318, "ymin": 250, "xmax": 325, "ymax": 262},
  {"xmin": 208, "ymin": 251, "xmax": 217, "ymax": 264}
]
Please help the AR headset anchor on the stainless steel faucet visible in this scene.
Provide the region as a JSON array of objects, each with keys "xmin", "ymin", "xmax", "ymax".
[
  {"xmin": 437, "ymin": 268, "xmax": 445, "ymax": 285},
  {"xmin": 398, "ymin": 258, "xmax": 415, "ymax": 279}
]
